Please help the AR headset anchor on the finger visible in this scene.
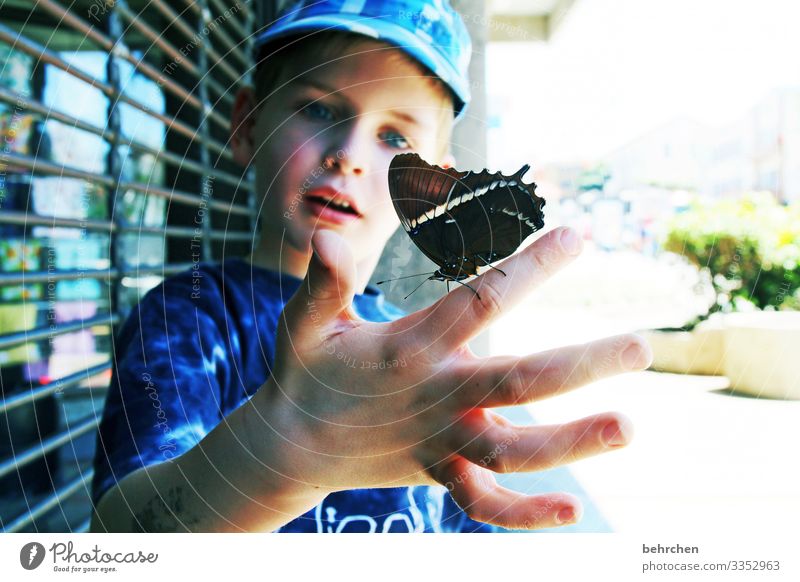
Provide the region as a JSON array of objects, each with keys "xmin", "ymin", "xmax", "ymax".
[
  {"xmin": 432, "ymin": 456, "xmax": 583, "ymax": 530},
  {"xmin": 281, "ymin": 229, "xmax": 358, "ymax": 349},
  {"xmin": 395, "ymin": 227, "xmax": 583, "ymax": 358},
  {"xmin": 453, "ymin": 334, "xmax": 653, "ymax": 409},
  {"xmin": 452, "ymin": 409, "xmax": 634, "ymax": 475}
]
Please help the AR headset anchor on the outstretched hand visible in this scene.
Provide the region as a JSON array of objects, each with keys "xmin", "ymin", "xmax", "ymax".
[{"xmin": 255, "ymin": 226, "xmax": 652, "ymax": 530}]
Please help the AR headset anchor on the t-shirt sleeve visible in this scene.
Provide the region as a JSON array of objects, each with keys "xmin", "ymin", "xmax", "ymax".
[{"xmin": 91, "ymin": 275, "xmax": 233, "ymax": 505}]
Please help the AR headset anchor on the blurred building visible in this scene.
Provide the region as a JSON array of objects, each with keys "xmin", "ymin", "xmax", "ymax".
[
  {"xmin": 604, "ymin": 117, "xmax": 710, "ymax": 194},
  {"xmin": 602, "ymin": 88, "xmax": 800, "ymax": 203},
  {"xmin": 705, "ymin": 88, "xmax": 800, "ymax": 202},
  {"xmin": 751, "ymin": 87, "xmax": 800, "ymax": 203},
  {"xmin": 704, "ymin": 114, "xmax": 755, "ymax": 198}
]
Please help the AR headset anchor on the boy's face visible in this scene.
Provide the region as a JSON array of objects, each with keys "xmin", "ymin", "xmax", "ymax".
[{"xmin": 233, "ymin": 40, "xmax": 454, "ymax": 268}]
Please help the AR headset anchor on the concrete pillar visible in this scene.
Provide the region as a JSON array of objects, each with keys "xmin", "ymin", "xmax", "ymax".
[{"xmin": 370, "ymin": 0, "xmax": 491, "ymax": 356}]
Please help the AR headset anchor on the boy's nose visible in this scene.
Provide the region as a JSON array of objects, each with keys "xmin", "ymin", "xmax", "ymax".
[
  {"xmin": 324, "ymin": 150, "xmax": 365, "ymax": 176},
  {"xmin": 324, "ymin": 131, "xmax": 370, "ymax": 176}
]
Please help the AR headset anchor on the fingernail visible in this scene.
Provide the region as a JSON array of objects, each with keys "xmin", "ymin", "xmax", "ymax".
[
  {"xmin": 602, "ymin": 422, "xmax": 628, "ymax": 447},
  {"xmin": 556, "ymin": 507, "xmax": 576, "ymax": 524},
  {"xmin": 559, "ymin": 227, "xmax": 582, "ymax": 255},
  {"xmin": 620, "ymin": 342, "xmax": 652, "ymax": 371}
]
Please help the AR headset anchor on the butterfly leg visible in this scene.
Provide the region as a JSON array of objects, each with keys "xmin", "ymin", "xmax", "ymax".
[
  {"xmin": 475, "ymin": 254, "xmax": 507, "ymax": 277},
  {"xmin": 446, "ymin": 276, "xmax": 482, "ymax": 301}
]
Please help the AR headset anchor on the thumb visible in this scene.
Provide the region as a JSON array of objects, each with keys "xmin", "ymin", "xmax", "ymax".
[{"xmin": 282, "ymin": 229, "xmax": 357, "ymax": 346}]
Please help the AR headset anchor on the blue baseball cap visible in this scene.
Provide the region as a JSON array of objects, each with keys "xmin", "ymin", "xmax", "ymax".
[{"xmin": 254, "ymin": 0, "xmax": 472, "ymax": 121}]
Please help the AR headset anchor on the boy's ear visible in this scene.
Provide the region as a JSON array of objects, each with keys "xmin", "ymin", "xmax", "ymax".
[
  {"xmin": 231, "ymin": 86, "xmax": 257, "ymax": 168},
  {"xmin": 439, "ymin": 152, "xmax": 456, "ymax": 169}
]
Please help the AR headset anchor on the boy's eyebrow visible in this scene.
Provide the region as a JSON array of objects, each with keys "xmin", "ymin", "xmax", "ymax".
[
  {"xmin": 388, "ymin": 110, "xmax": 421, "ymax": 127},
  {"xmin": 289, "ymin": 77, "xmax": 339, "ymax": 95}
]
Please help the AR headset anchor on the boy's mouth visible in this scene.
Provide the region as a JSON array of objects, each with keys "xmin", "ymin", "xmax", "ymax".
[{"xmin": 303, "ymin": 187, "xmax": 362, "ymax": 225}]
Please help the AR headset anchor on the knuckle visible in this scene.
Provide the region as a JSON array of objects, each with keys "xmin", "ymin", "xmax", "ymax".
[
  {"xmin": 529, "ymin": 245, "xmax": 555, "ymax": 277},
  {"xmin": 410, "ymin": 342, "xmax": 442, "ymax": 368},
  {"xmin": 478, "ymin": 429, "xmax": 520, "ymax": 474},
  {"xmin": 481, "ymin": 449, "xmax": 510, "ymax": 474},
  {"xmin": 409, "ymin": 388, "xmax": 440, "ymax": 416},
  {"xmin": 472, "ymin": 277, "xmax": 504, "ymax": 321},
  {"xmin": 383, "ymin": 341, "xmax": 408, "ymax": 365},
  {"xmin": 606, "ymin": 336, "xmax": 631, "ymax": 372},
  {"xmin": 522, "ymin": 505, "xmax": 553, "ymax": 530},
  {"xmin": 534, "ymin": 362, "xmax": 566, "ymax": 394},
  {"xmin": 554, "ymin": 429, "xmax": 582, "ymax": 466},
  {"xmin": 497, "ymin": 365, "xmax": 528, "ymax": 405},
  {"xmin": 580, "ymin": 352, "xmax": 603, "ymax": 385},
  {"xmin": 589, "ymin": 337, "xmax": 627, "ymax": 381},
  {"xmin": 462, "ymin": 501, "xmax": 487, "ymax": 524},
  {"xmin": 448, "ymin": 467, "xmax": 483, "ymax": 514},
  {"xmin": 386, "ymin": 337, "xmax": 427, "ymax": 368},
  {"xmin": 534, "ymin": 428, "xmax": 574, "ymax": 470}
]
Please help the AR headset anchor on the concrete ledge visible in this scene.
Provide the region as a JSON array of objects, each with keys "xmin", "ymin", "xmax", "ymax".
[
  {"xmin": 643, "ymin": 321, "xmax": 725, "ymax": 376},
  {"xmin": 644, "ymin": 313, "xmax": 800, "ymax": 400},
  {"xmin": 722, "ymin": 312, "xmax": 800, "ymax": 400}
]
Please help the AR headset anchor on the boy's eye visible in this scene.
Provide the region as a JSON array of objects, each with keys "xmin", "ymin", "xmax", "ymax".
[
  {"xmin": 379, "ymin": 131, "xmax": 411, "ymax": 150},
  {"xmin": 301, "ymin": 101, "xmax": 336, "ymax": 121}
]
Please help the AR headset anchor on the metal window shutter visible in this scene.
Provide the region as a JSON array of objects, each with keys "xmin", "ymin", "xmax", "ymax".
[{"xmin": 0, "ymin": 0, "xmax": 261, "ymax": 533}]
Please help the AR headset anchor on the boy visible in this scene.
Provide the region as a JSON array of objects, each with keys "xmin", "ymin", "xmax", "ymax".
[{"xmin": 90, "ymin": 0, "xmax": 652, "ymax": 532}]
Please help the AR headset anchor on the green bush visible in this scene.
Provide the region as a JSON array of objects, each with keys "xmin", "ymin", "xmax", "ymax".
[{"xmin": 663, "ymin": 192, "xmax": 800, "ymax": 321}]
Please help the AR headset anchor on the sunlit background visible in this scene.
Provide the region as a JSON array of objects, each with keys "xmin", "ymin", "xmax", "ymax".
[
  {"xmin": 0, "ymin": 0, "xmax": 798, "ymax": 535},
  {"xmin": 485, "ymin": 0, "xmax": 800, "ymax": 536}
]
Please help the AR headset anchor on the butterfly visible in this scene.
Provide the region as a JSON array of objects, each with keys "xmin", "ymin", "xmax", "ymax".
[{"xmin": 378, "ymin": 153, "xmax": 546, "ymax": 299}]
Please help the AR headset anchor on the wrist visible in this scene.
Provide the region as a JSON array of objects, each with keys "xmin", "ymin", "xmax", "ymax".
[{"xmin": 242, "ymin": 379, "xmax": 337, "ymax": 502}]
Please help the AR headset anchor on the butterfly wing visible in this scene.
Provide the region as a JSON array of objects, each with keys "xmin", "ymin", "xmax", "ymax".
[
  {"xmin": 388, "ymin": 153, "xmax": 468, "ymax": 269},
  {"xmin": 449, "ymin": 166, "xmax": 545, "ymax": 261},
  {"xmin": 388, "ymin": 153, "xmax": 546, "ymax": 279},
  {"xmin": 388, "ymin": 153, "xmax": 466, "ymax": 230}
]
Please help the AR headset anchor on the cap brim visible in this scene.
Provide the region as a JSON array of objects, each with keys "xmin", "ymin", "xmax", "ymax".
[{"xmin": 255, "ymin": 14, "xmax": 469, "ymax": 121}]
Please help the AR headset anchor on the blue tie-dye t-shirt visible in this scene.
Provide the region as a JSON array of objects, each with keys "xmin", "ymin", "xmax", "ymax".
[{"xmin": 91, "ymin": 258, "xmax": 495, "ymax": 533}]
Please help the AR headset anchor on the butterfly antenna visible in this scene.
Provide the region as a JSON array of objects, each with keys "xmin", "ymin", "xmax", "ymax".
[
  {"xmin": 475, "ymin": 255, "xmax": 507, "ymax": 277},
  {"xmin": 376, "ymin": 271, "xmax": 437, "ymax": 285},
  {"xmin": 403, "ymin": 275, "xmax": 435, "ymax": 300}
]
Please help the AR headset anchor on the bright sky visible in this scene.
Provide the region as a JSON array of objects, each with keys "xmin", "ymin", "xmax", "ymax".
[{"xmin": 486, "ymin": 0, "xmax": 800, "ymax": 167}]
